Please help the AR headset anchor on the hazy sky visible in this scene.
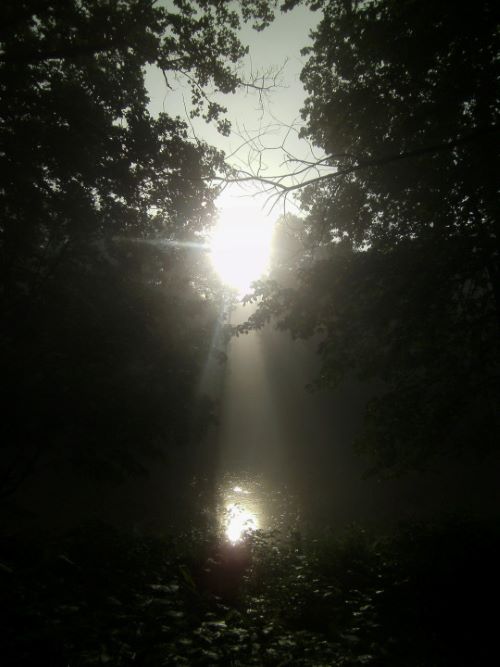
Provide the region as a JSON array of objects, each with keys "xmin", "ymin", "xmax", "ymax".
[{"xmin": 146, "ymin": 4, "xmax": 320, "ymax": 217}]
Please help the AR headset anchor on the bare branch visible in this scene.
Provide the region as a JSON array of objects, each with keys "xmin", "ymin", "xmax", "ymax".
[{"xmin": 214, "ymin": 124, "xmax": 500, "ymax": 202}]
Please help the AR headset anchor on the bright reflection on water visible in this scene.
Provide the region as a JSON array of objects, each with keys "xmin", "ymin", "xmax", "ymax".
[
  {"xmin": 218, "ymin": 473, "xmax": 298, "ymax": 545},
  {"xmin": 225, "ymin": 501, "xmax": 258, "ymax": 544}
]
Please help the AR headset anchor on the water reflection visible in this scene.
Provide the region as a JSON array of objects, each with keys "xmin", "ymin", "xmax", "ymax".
[
  {"xmin": 218, "ymin": 472, "xmax": 298, "ymax": 544},
  {"xmin": 225, "ymin": 501, "xmax": 258, "ymax": 543},
  {"xmin": 221, "ymin": 480, "xmax": 261, "ymax": 544}
]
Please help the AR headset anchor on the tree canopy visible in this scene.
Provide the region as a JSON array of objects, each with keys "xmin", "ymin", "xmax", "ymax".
[
  {"xmin": 0, "ymin": 0, "xmax": 278, "ymax": 496},
  {"xmin": 243, "ymin": 0, "xmax": 500, "ymax": 474}
]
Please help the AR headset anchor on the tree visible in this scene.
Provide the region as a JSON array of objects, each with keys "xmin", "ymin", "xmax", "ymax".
[
  {"xmin": 0, "ymin": 0, "xmax": 277, "ymax": 497},
  {"xmin": 241, "ymin": 0, "xmax": 500, "ymax": 474}
]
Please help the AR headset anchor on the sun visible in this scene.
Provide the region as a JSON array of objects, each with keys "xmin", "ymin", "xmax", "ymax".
[{"xmin": 209, "ymin": 206, "xmax": 274, "ymax": 295}]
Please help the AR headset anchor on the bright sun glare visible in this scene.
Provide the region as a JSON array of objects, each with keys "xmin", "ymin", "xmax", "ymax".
[
  {"xmin": 225, "ymin": 502, "xmax": 258, "ymax": 544},
  {"xmin": 209, "ymin": 207, "xmax": 274, "ymax": 295}
]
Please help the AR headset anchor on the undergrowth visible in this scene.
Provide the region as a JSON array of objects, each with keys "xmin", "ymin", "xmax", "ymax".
[{"xmin": 1, "ymin": 518, "xmax": 498, "ymax": 666}]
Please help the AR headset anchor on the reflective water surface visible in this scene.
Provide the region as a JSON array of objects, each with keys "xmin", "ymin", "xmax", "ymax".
[{"xmin": 217, "ymin": 472, "xmax": 299, "ymax": 544}]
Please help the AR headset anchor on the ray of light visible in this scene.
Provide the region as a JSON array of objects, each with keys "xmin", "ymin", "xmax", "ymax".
[{"xmin": 111, "ymin": 236, "xmax": 209, "ymax": 251}]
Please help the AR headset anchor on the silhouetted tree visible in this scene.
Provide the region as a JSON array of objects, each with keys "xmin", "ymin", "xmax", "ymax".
[
  {"xmin": 0, "ymin": 0, "xmax": 277, "ymax": 497},
  {"xmin": 242, "ymin": 0, "xmax": 500, "ymax": 474}
]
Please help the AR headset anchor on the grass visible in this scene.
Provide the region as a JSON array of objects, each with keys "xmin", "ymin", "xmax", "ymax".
[{"xmin": 1, "ymin": 517, "xmax": 499, "ymax": 665}]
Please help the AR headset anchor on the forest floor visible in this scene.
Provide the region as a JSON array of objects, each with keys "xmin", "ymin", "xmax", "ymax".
[{"xmin": 1, "ymin": 517, "xmax": 498, "ymax": 666}]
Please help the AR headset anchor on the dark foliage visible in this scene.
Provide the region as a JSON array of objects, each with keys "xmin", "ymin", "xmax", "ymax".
[
  {"xmin": 244, "ymin": 0, "xmax": 500, "ymax": 474},
  {"xmin": 1, "ymin": 519, "xmax": 498, "ymax": 665},
  {"xmin": 0, "ymin": 0, "xmax": 278, "ymax": 496}
]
